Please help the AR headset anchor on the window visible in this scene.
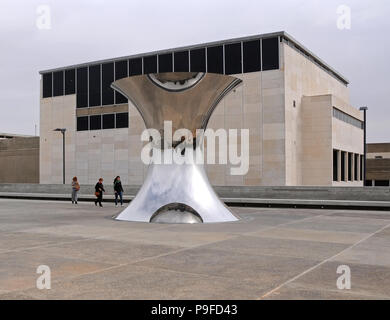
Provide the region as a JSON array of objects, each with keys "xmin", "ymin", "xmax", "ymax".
[
  {"xmin": 42, "ymin": 73, "xmax": 52, "ymax": 98},
  {"xmin": 90, "ymin": 115, "xmax": 102, "ymax": 130},
  {"xmin": 341, "ymin": 151, "xmax": 346, "ymax": 181},
  {"xmin": 366, "ymin": 180, "xmax": 373, "ymax": 186},
  {"xmin": 143, "ymin": 55, "xmax": 157, "ymax": 74},
  {"xmin": 333, "ymin": 149, "xmax": 338, "ymax": 181},
  {"xmin": 333, "ymin": 107, "xmax": 363, "ymax": 129},
  {"xmin": 174, "ymin": 51, "xmax": 189, "ymax": 72},
  {"xmin": 243, "ymin": 40, "xmax": 261, "ymax": 73},
  {"xmin": 76, "ymin": 67, "xmax": 88, "ymax": 108},
  {"xmin": 65, "ymin": 69, "xmax": 75, "ymax": 95},
  {"xmin": 116, "ymin": 112, "xmax": 129, "ymax": 128},
  {"xmin": 115, "ymin": 60, "xmax": 128, "ymax": 104},
  {"xmin": 224, "ymin": 42, "xmax": 242, "ymax": 75},
  {"xmin": 88, "ymin": 65, "xmax": 101, "ymax": 107},
  {"xmin": 354, "ymin": 154, "xmax": 359, "ymax": 180},
  {"xmin": 103, "ymin": 113, "xmax": 115, "ymax": 129},
  {"xmin": 77, "ymin": 116, "xmax": 88, "ymax": 131},
  {"xmin": 262, "ymin": 37, "xmax": 279, "ymax": 71},
  {"xmin": 129, "ymin": 58, "xmax": 142, "ymax": 76},
  {"xmin": 158, "ymin": 53, "xmax": 173, "ymax": 73},
  {"xmin": 348, "ymin": 153, "xmax": 353, "ymax": 181},
  {"xmin": 190, "ymin": 48, "xmax": 206, "ymax": 72},
  {"xmin": 53, "ymin": 71, "xmax": 64, "ymax": 96},
  {"xmin": 375, "ymin": 180, "xmax": 390, "ymax": 187},
  {"xmin": 102, "ymin": 63, "xmax": 114, "ymax": 105},
  {"xmin": 207, "ymin": 45, "xmax": 223, "ymax": 74},
  {"xmin": 360, "ymin": 155, "xmax": 364, "ymax": 180}
]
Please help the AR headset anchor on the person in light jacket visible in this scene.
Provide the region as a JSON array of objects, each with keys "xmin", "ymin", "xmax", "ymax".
[{"xmin": 71, "ymin": 176, "xmax": 80, "ymax": 204}]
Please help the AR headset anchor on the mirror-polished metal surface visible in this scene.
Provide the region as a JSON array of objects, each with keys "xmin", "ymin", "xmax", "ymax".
[{"xmin": 111, "ymin": 72, "xmax": 242, "ymax": 223}]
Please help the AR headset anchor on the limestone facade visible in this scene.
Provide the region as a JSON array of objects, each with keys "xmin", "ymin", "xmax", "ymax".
[{"xmin": 40, "ymin": 37, "xmax": 363, "ymax": 186}]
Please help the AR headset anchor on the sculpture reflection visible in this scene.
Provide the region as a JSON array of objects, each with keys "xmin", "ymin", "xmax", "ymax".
[{"xmin": 111, "ymin": 72, "xmax": 242, "ymax": 223}]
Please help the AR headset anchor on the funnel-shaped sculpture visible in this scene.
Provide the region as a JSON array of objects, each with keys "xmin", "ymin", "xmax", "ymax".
[{"xmin": 111, "ymin": 72, "xmax": 242, "ymax": 223}]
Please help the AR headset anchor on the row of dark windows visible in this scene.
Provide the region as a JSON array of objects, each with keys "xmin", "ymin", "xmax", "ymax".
[
  {"xmin": 366, "ymin": 180, "xmax": 390, "ymax": 187},
  {"xmin": 333, "ymin": 108, "xmax": 364, "ymax": 129},
  {"xmin": 42, "ymin": 37, "xmax": 280, "ymax": 108},
  {"xmin": 333, "ymin": 149, "xmax": 363, "ymax": 182},
  {"xmin": 76, "ymin": 112, "xmax": 129, "ymax": 131}
]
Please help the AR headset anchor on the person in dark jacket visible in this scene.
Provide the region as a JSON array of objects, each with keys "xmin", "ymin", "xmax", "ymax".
[
  {"xmin": 113, "ymin": 176, "xmax": 124, "ymax": 207},
  {"xmin": 94, "ymin": 178, "xmax": 105, "ymax": 207}
]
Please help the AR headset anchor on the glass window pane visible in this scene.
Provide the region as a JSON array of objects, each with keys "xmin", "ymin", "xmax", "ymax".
[
  {"xmin": 77, "ymin": 116, "xmax": 88, "ymax": 131},
  {"xmin": 207, "ymin": 45, "xmax": 223, "ymax": 74},
  {"xmin": 262, "ymin": 37, "xmax": 279, "ymax": 71},
  {"xmin": 89, "ymin": 115, "xmax": 102, "ymax": 130},
  {"xmin": 102, "ymin": 63, "xmax": 114, "ymax": 105},
  {"xmin": 102, "ymin": 113, "xmax": 115, "ymax": 129},
  {"xmin": 76, "ymin": 67, "xmax": 88, "ymax": 108},
  {"xmin": 53, "ymin": 71, "xmax": 64, "ymax": 96},
  {"xmin": 190, "ymin": 48, "xmax": 206, "ymax": 72},
  {"xmin": 224, "ymin": 42, "xmax": 242, "ymax": 75},
  {"xmin": 42, "ymin": 73, "xmax": 52, "ymax": 98},
  {"xmin": 115, "ymin": 60, "xmax": 128, "ymax": 104},
  {"xmin": 129, "ymin": 58, "xmax": 142, "ymax": 76},
  {"xmin": 243, "ymin": 40, "xmax": 261, "ymax": 73},
  {"xmin": 143, "ymin": 55, "xmax": 157, "ymax": 74},
  {"xmin": 158, "ymin": 53, "xmax": 173, "ymax": 73},
  {"xmin": 341, "ymin": 151, "xmax": 346, "ymax": 181},
  {"xmin": 174, "ymin": 51, "xmax": 189, "ymax": 72},
  {"xmin": 116, "ymin": 112, "xmax": 129, "ymax": 128},
  {"xmin": 348, "ymin": 153, "xmax": 352, "ymax": 181},
  {"xmin": 65, "ymin": 69, "xmax": 75, "ymax": 95},
  {"xmin": 333, "ymin": 150, "xmax": 338, "ymax": 181},
  {"xmin": 88, "ymin": 64, "xmax": 101, "ymax": 107}
]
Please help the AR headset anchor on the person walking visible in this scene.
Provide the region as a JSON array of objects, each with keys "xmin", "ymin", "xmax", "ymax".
[
  {"xmin": 71, "ymin": 176, "xmax": 80, "ymax": 204},
  {"xmin": 113, "ymin": 176, "xmax": 124, "ymax": 207},
  {"xmin": 94, "ymin": 178, "xmax": 105, "ymax": 207}
]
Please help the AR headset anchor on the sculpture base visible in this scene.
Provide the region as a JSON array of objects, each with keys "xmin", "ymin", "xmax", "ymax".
[{"xmin": 115, "ymin": 150, "xmax": 238, "ymax": 224}]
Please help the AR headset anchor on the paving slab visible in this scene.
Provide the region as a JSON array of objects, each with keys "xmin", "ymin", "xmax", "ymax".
[
  {"xmin": 14, "ymin": 265, "xmax": 266, "ymax": 300},
  {"xmin": 248, "ymin": 227, "xmax": 368, "ymax": 244},
  {"xmin": 262, "ymin": 283, "xmax": 388, "ymax": 300},
  {"xmin": 0, "ymin": 198, "xmax": 389, "ymax": 299},
  {"xmin": 132, "ymin": 247, "xmax": 319, "ymax": 288},
  {"xmin": 203, "ymin": 235, "xmax": 349, "ymax": 260},
  {"xmin": 270, "ymin": 261, "xmax": 390, "ymax": 298}
]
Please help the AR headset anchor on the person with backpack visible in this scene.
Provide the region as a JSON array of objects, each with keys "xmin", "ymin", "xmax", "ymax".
[
  {"xmin": 94, "ymin": 178, "xmax": 105, "ymax": 207},
  {"xmin": 113, "ymin": 176, "xmax": 124, "ymax": 207},
  {"xmin": 71, "ymin": 176, "xmax": 80, "ymax": 204}
]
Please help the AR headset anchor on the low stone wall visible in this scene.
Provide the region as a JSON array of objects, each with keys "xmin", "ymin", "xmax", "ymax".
[
  {"xmin": 0, "ymin": 184, "xmax": 389, "ymax": 201},
  {"xmin": 0, "ymin": 137, "xmax": 39, "ymax": 183}
]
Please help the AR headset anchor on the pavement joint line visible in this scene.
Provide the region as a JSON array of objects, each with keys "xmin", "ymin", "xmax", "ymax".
[
  {"xmin": 3, "ymin": 232, "xmax": 244, "ymax": 296},
  {"xmin": 258, "ymin": 221, "xmax": 390, "ymax": 300},
  {"xmin": 10, "ymin": 212, "xmax": 333, "ymax": 292},
  {"xmin": 2, "ymin": 202, "xmax": 387, "ymax": 298},
  {"xmin": 240, "ymin": 211, "xmax": 334, "ymax": 237},
  {"xmin": 283, "ymin": 282, "xmax": 390, "ymax": 300},
  {"xmin": 0, "ymin": 223, "xmax": 175, "ymax": 255}
]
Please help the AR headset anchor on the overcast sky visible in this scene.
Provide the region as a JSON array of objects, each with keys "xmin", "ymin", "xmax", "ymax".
[{"xmin": 0, "ymin": 0, "xmax": 389, "ymax": 142}]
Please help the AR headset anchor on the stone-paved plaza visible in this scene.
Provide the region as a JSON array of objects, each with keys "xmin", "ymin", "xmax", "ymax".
[{"xmin": 0, "ymin": 199, "xmax": 389, "ymax": 299}]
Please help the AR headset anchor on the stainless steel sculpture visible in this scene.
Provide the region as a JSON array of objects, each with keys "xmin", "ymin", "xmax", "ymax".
[{"xmin": 111, "ymin": 72, "xmax": 242, "ymax": 223}]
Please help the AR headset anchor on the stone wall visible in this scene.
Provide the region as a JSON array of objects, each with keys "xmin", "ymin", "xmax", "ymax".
[{"xmin": 0, "ymin": 137, "xmax": 39, "ymax": 183}]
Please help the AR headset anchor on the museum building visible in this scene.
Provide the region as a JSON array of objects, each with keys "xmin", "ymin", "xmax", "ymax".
[{"xmin": 39, "ymin": 31, "xmax": 364, "ymax": 186}]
